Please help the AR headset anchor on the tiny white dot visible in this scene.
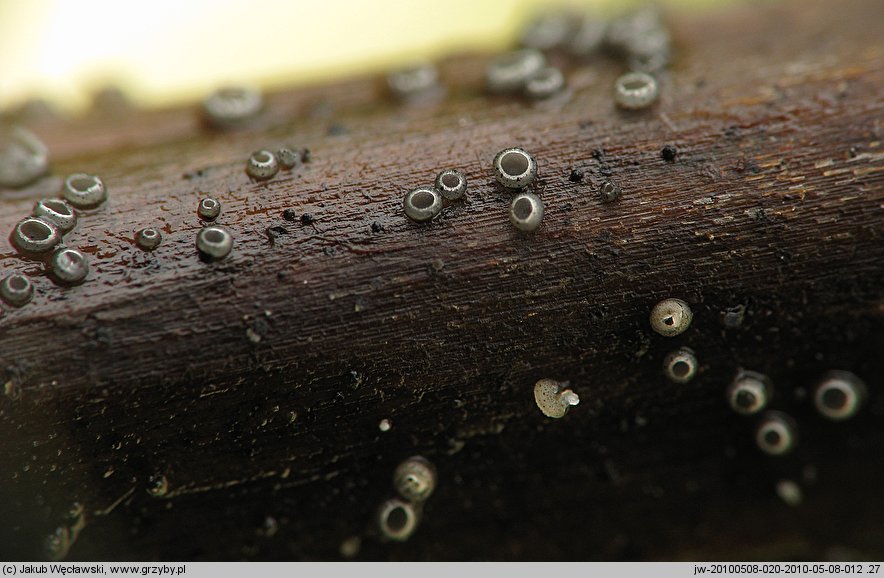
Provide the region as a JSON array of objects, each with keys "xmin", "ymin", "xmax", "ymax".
[{"xmin": 776, "ymin": 480, "xmax": 803, "ymax": 507}]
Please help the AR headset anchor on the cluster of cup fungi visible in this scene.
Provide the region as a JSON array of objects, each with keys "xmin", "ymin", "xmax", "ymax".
[
  {"xmin": 388, "ymin": 4, "xmax": 671, "ymax": 109},
  {"xmin": 1, "ymin": 87, "xmax": 314, "ymax": 309},
  {"xmin": 396, "ymin": 5, "xmax": 676, "ymax": 233},
  {"xmin": 729, "ymin": 368, "xmax": 868, "ymax": 457},
  {"xmin": 402, "ymin": 147, "xmax": 544, "ymax": 232},
  {"xmin": 2, "ymin": 174, "xmax": 105, "ymax": 308},
  {"xmin": 534, "ymin": 296, "xmax": 870, "ymax": 468},
  {"xmin": 375, "ymin": 456, "xmax": 438, "ymax": 543},
  {"xmin": 1, "ymin": 166, "xmax": 235, "ymax": 310},
  {"xmin": 1, "ymin": 4, "xmax": 674, "ymax": 310}
]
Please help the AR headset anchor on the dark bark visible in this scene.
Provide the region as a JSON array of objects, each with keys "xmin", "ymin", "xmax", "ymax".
[{"xmin": 0, "ymin": 0, "xmax": 882, "ymax": 561}]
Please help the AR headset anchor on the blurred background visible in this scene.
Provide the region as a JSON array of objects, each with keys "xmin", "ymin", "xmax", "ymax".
[{"xmin": 0, "ymin": 0, "xmax": 723, "ymax": 115}]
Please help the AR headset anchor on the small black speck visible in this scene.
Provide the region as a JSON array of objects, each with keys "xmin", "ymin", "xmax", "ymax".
[
  {"xmin": 591, "ymin": 148, "xmax": 605, "ymax": 160},
  {"xmin": 371, "ymin": 222, "xmax": 384, "ymax": 233},
  {"xmin": 724, "ymin": 126, "xmax": 739, "ymax": 139},
  {"xmin": 301, "ymin": 213, "xmax": 315, "ymax": 225},
  {"xmin": 563, "ymin": 203, "xmax": 573, "ymax": 211},
  {"xmin": 569, "ymin": 169, "xmax": 584, "ymax": 183},
  {"xmin": 578, "ymin": 120, "xmax": 594, "ymax": 129},
  {"xmin": 661, "ymin": 145, "xmax": 678, "ymax": 162},
  {"xmin": 282, "ymin": 209, "xmax": 297, "ymax": 222},
  {"xmin": 277, "ymin": 270, "xmax": 289, "ymax": 281},
  {"xmin": 183, "ymin": 169, "xmax": 207, "ymax": 180},
  {"xmin": 301, "ymin": 148, "xmax": 311, "ymax": 162}
]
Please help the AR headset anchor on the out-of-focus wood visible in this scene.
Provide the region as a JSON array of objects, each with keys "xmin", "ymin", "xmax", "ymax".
[{"xmin": 0, "ymin": 0, "xmax": 882, "ymax": 561}]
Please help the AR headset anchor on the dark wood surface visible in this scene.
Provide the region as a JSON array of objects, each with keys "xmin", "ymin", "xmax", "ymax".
[{"xmin": 0, "ymin": 0, "xmax": 882, "ymax": 561}]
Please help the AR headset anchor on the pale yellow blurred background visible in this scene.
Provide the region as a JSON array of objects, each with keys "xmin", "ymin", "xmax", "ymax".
[{"xmin": 0, "ymin": 0, "xmax": 725, "ymax": 115}]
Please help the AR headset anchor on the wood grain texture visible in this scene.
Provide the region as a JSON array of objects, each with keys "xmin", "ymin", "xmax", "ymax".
[{"xmin": 0, "ymin": 0, "xmax": 882, "ymax": 561}]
